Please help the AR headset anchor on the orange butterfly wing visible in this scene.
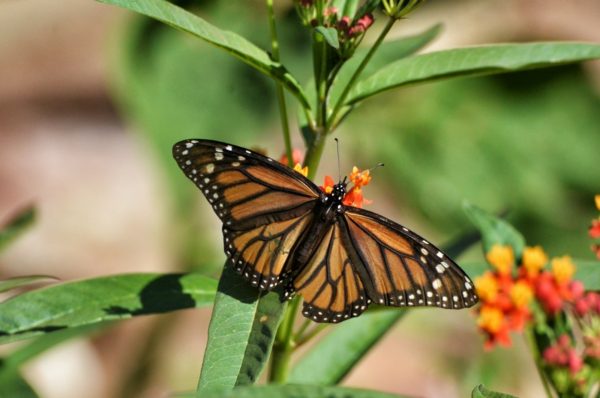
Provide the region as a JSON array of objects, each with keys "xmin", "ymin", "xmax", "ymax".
[
  {"xmin": 173, "ymin": 139, "xmax": 320, "ymax": 289},
  {"xmin": 342, "ymin": 207, "xmax": 478, "ymax": 309},
  {"xmin": 292, "ymin": 223, "xmax": 369, "ymax": 322}
]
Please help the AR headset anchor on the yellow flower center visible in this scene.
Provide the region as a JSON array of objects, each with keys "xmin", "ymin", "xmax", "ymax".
[
  {"xmin": 551, "ymin": 256, "xmax": 575, "ymax": 285},
  {"xmin": 486, "ymin": 245, "xmax": 514, "ymax": 276},
  {"xmin": 475, "ymin": 271, "xmax": 499, "ymax": 302},
  {"xmin": 510, "ymin": 281, "xmax": 533, "ymax": 309},
  {"xmin": 478, "ymin": 305, "xmax": 504, "ymax": 333},
  {"xmin": 522, "ymin": 246, "xmax": 548, "ymax": 276}
]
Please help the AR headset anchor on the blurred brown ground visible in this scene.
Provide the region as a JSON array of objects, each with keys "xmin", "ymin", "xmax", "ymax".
[{"xmin": 1, "ymin": 1, "xmax": 599, "ymax": 397}]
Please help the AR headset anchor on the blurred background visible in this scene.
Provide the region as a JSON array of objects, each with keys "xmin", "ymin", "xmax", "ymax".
[{"xmin": 1, "ymin": 0, "xmax": 599, "ymax": 397}]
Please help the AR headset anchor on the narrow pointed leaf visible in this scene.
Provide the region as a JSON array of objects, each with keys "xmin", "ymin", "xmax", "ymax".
[
  {"xmin": 330, "ymin": 23, "xmax": 442, "ymax": 105},
  {"xmin": 0, "ymin": 206, "xmax": 35, "ymax": 252},
  {"xmin": 463, "ymin": 202, "xmax": 526, "ymax": 259},
  {"xmin": 98, "ymin": 0, "xmax": 310, "ymax": 109},
  {"xmin": 347, "ymin": 42, "xmax": 600, "ymax": 104},
  {"xmin": 0, "ymin": 275, "xmax": 59, "ymax": 295},
  {"xmin": 315, "ymin": 26, "xmax": 340, "ymax": 49},
  {"xmin": 0, "ymin": 273, "xmax": 217, "ymax": 344},
  {"xmin": 300, "ymin": 24, "xmax": 441, "ymax": 131},
  {"xmin": 472, "ymin": 384, "xmax": 518, "ymax": 398},
  {"xmin": 198, "ymin": 266, "xmax": 283, "ymax": 391},
  {"xmin": 289, "ymin": 310, "xmax": 404, "ymax": 385},
  {"xmin": 180, "ymin": 384, "xmax": 406, "ymax": 398}
]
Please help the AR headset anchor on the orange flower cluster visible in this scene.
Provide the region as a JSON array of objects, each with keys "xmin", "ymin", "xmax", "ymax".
[
  {"xmin": 475, "ymin": 245, "xmax": 583, "ymax": 349},
  {"xmin": 320, "ymin": 166, "xmax": 373, "ymax": 208},
  {"xmin": 590, "ymin": 194, "xmax": 600, "ymax": 259},
  {"xmin": 475, "ymin": 245, "xmax": 533, "ymax": 348}
]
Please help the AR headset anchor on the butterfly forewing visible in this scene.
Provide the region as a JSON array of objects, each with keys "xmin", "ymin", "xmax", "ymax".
[
  {"xmin": 292, "ymin": 223, "xmax": 369, "ymax": 322},
  {"xmin": 342, "ymin": 207, "xmax": 478, "ymax": 309},
  {"xmin": 173, "ymin": 139, "xmax": 321, "ymax": 289}
]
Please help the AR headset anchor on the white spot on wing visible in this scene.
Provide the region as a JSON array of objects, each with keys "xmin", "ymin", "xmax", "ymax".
[
  {"xmin": 432, "ymin": 279, "xmax": 442, "ymax": 289},
  {"xmin": 225, "ymin": 145, "xmax": 233, "ymax": 151},
  {"xmin": 205, "ymin": 163, "xmax": 215, "ymax": 174}
]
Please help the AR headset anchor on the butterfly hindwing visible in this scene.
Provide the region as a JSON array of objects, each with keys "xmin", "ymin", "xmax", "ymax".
[
  {"xmin": 342, "ymin": 207, "xmax": 478, "ymax": 309},
  {"xmin": 173, "ymin": 139, "xmax": 321, "ymax": 289},
  {"xmin": 292, "ymin": 223, "xmax": 369, "ymax": 322},
  {"xmin": 224, "ymin": 210, "xmax": 313, "ymax": 290}
]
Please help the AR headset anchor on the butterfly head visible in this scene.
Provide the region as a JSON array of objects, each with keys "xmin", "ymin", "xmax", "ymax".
[{"xmin": 331, "ymin": 178, "xmax": 348, "ymax": 203}]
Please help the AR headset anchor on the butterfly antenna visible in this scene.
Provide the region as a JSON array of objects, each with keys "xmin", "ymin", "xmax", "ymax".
[
  {"xmin": 335, "ymin": 138, "xmax": 342, "ymax": 183},
  {"xmin": 368, "ymin": 162, "xmax": 385, "ymax": 173}
]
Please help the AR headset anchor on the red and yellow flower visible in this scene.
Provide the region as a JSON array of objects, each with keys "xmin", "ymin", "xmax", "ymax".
[{"xmin": 320, "ymin": 166, "xmax": 373, "ymax": 208}]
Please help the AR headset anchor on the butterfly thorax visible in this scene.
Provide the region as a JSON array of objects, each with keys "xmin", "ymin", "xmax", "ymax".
[
  {"xmin": 320, "ymin": 181, "xmax": 347, "ymax": 219},
  {"xmin": 292, "ymin": 182, "xmax": 347, "ymax": 267}
]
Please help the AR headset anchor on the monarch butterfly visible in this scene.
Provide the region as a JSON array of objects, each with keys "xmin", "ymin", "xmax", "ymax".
[{"xmin": 173, "ymin": 139, "xmax": 478, "ymax": 323}]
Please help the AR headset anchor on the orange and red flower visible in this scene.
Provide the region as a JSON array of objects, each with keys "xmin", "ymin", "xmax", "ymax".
[{"xmin": 320, "ymin": 166, "xmax": 373, "ymax": 208}]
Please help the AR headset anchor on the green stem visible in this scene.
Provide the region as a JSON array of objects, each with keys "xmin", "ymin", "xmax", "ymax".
[
  {"xmin": 303, "ymin": 130, "xmax": 327, "ymax": 180},
  {"xmin": 266, "ymin": 0, "xmax": 293, "ymax": 167},
  {"xmin": 525, "ymin": 326, "xmax": 555, "ymax": 398},
  {"xmin": 328, "ymin": 16, "xmax": 396, "ymax": 129},
  {"xmin": 269, "ymin": 296, "xmax": 301, "ymax": 383}
]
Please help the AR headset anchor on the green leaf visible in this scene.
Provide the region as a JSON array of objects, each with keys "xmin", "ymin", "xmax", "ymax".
[
  {"xmin": 179, "ymin": 384, "xmax": 406, "ymax": 398},
  {"xmin": 0, "ymin": 273, "xmax": 217, "ymax": 345},
  {"xmin": 300, "ymin": 24, "xmax": 441, "ymax": 132},
  {"xmin": 315, "ymin": 26, "xmax": 340, "ymax": 49},
  {"xmin": 0, "ymin": 276, "xmax": 59, "ymax": 295},
  {"xmin": 471, "ymin": 384, "xmax": 518, "ymax": 398},
  {"xmin": 347, "ymin": 42, "xmax": 600, "ymax": 104},
  {"xmin": 463, "ymin": 202, "xmax": 526, "ymax": 259},
  {"xmin": 0, "ymin": 373, "xmax": 38, "ymax": 398},
  {"xmin": 98, "ymin": 0, "xmax": 310, "ymax": 109},
  {"xmin": 289, "ymin": 310, "xmax": 404, "ymax": 385},
  {"xmin": 198, "ymin": 266, "xmax": 283, "ymax": 391},
  {"xmin": 0, "ymin": 206, "xmax": 35, "ymax": 252},
  {"xmin": 330, "ymin": 23, "xmax": 442, "ymax": 106},
  {"xmin": 575, "ymin": 260, "xmax": 600, "ymax": 290}
]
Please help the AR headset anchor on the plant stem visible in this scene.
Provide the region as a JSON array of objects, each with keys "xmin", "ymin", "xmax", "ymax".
[
  {"xmin": 525, "ymin": 326, "xmax": 555, "ymax": 398},
  {"xmin": 303, "ymin": 130, "xmax": 327, "ymax": 180},
  {"xmin": 269, "ymin": 296, "xmax": 301, "ymax": 383},
  {"xmin": 266, "ymin": 0, "xmax": 293, "ymax": 167},
  {"xmin": 328, "ymin": 16, "xmax": 396, "ymax": 129}
]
